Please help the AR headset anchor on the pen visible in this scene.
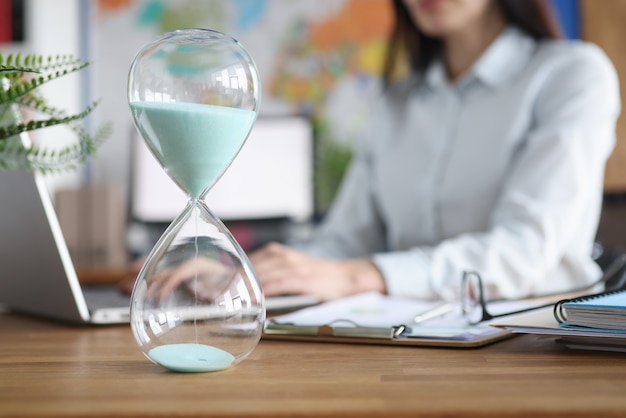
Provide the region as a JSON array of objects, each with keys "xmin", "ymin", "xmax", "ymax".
[{"xmin": 413, "ymin": 303, "xmax": 453, "ymax": 324}]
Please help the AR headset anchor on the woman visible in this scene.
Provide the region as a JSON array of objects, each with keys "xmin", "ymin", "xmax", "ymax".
[{"xmin": 249, "ymin": 0, "xmax": 620, "ymax": 302}]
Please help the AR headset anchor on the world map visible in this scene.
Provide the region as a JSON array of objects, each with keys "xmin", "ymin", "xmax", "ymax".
[
  {"xmin": 96, "ymin": 0, "xmax": 393, "ymax": 208},
  {"xmin": 99, "ymin": 0, "xmax": 392, "ymax": 136}
]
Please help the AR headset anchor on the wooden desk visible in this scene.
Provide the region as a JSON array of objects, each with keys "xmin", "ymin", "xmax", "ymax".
[{"xmin": 1, "ymin": 312, "xmax": 626, "ymax": 418}]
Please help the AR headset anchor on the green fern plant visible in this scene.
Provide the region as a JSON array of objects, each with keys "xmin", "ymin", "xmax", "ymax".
[{"xmin": 0, "ymin": 52, "xmax": 110, "ymax": 172}]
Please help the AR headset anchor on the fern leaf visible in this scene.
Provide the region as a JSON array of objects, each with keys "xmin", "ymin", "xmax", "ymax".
[
  {"xmin": 0, "ymin": 102, "xmax": 98, "ymax": 141},
  {"xmin": 0, "ymin": 52, "xmax": 109, "ymax": 173}
]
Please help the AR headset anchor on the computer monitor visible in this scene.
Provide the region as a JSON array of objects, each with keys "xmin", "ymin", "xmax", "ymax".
[{"xmin": 130, "ymin": 116, "xmax": 315, "ymax": 224}]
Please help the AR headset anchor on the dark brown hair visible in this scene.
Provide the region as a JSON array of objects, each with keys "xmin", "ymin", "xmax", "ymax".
[{"xmin": 382, "ymin": 0, "xmax": 563, "ymax": 85}]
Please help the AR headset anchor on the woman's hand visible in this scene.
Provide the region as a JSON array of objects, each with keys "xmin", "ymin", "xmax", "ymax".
[
  {"xmin": 249, "ymin": 242, "xmax": 387, "ymax": 301},
  {"xmin": 146, "ymin": 257, "xmax": 236, "ymax": 301}
]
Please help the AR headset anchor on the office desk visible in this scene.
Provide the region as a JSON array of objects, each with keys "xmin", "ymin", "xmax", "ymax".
[{"xmin": 1, "ymin": 312, "xmax": 626, "ymax": 418}]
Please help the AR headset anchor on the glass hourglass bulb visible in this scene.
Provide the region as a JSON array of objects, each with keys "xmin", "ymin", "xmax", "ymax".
[{"xmin": 127, "ymin": 28, "xmax": 264, "ymax": 372}]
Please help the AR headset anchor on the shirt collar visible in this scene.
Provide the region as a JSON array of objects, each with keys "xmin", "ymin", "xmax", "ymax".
[{"xmin": 424, "ymin": 26, "xmax": 537, "ymax": 90}]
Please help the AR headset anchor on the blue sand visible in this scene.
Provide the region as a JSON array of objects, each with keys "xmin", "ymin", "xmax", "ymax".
[{"xmin": 148, "ymin": 343, "xmax": 235, "ymax": 373}]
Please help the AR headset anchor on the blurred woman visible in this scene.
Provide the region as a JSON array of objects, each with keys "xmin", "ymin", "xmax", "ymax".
[{"xmin": 250, "ymin": 0, "xmax": 620, "ymax": 302}]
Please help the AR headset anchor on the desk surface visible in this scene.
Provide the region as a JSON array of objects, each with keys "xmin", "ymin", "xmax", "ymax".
[{"xmin": 2, "ymin": 312, "xmax": 626, "ymax": 418}]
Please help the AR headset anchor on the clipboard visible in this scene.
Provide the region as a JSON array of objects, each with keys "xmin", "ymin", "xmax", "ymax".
[
  {"xmin": 262, "ymin": 293, "xmax": 513, "ymax": 348},
  {"xmin": 263, "ymin": 320, "xmax": 512, "ymax": 348}
]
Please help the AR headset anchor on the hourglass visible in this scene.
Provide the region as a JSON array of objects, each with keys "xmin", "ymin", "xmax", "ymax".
[{"xmin": 127, "ymin": 28, "xmax": 264, "ymax": 372}]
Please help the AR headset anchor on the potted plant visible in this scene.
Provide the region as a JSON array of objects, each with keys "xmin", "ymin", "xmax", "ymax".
[{"xmin": 0, "ymin": 52, "xmax": 109, "ymax": 172}]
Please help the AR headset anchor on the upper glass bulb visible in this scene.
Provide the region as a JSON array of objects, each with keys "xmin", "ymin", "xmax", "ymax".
[{"xmin": 128, "ymin": 28, "xmax": 261, "ymax": 199}]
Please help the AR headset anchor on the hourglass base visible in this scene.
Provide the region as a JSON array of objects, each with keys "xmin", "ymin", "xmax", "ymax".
[{"xmin": 148, "ymin": 343, "xmax": 235, "ymax": 372}]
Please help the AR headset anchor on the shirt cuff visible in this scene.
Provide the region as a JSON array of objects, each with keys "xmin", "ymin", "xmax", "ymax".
[{"xmin": 371, "ymin": 250, "xmax": 437, "ymax": 300}]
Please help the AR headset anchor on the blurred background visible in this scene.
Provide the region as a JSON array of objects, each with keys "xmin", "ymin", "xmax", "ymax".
[{"xmin": 2, "ymin": 0, "xmax": 626, "ymax": 282}]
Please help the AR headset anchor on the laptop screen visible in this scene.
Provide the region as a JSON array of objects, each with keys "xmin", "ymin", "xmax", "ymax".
[{"xmin": 130, "ymin": 116, "xmax": 315, "ymax": 223}]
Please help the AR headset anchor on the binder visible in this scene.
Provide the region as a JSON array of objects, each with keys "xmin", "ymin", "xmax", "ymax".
[
  {"xmin": 554, "ymin": 289, "xmax": 626, "ymax": 330},
  {"xmin": 262, "ymin": 292, "xmax": 512, "ymax": 348}
]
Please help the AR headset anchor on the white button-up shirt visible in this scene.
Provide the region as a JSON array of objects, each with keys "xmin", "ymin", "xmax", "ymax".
[{"xmin": 297, "ymin": 27, "xmax": 621, "ymax": 301}]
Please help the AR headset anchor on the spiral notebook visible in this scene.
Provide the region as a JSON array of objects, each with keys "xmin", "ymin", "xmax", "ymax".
[{"xmin": 554, "ymin": 289, "xmax": 626, "ymax": 330}]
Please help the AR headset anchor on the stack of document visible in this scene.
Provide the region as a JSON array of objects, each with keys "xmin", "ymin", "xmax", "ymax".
[{"xmin": 491, "ymin": 301, "xmax": 626, "ymax": 353}]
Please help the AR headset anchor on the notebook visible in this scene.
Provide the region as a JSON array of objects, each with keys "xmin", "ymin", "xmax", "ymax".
[
  {"xmin": 0, "ymin": 161, "xmax": 318, "ymax": 324},
  {"xmin": 554, "ymin": 289, "xmax": 626, "ymax": 330}
]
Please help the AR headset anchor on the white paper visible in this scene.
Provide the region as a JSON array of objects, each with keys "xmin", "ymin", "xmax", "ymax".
[{"xmin": 271, "ymin": 292, "xmax": 443, "ymax": 328}]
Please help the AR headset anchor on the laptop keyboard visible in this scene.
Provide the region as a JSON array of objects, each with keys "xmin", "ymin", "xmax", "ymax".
[{"xmin": 82, "ymin": 286, "xmax": 131, "ymax": 310}]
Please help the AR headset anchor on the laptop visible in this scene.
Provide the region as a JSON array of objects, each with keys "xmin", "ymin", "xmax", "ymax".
[
  {"xmin": 0, "ymin": 162, "xmax": 133, "ymax": 324},
  {"xmin": 0, "ymin": 155, "xmax": 318, "ymax": 324}
]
